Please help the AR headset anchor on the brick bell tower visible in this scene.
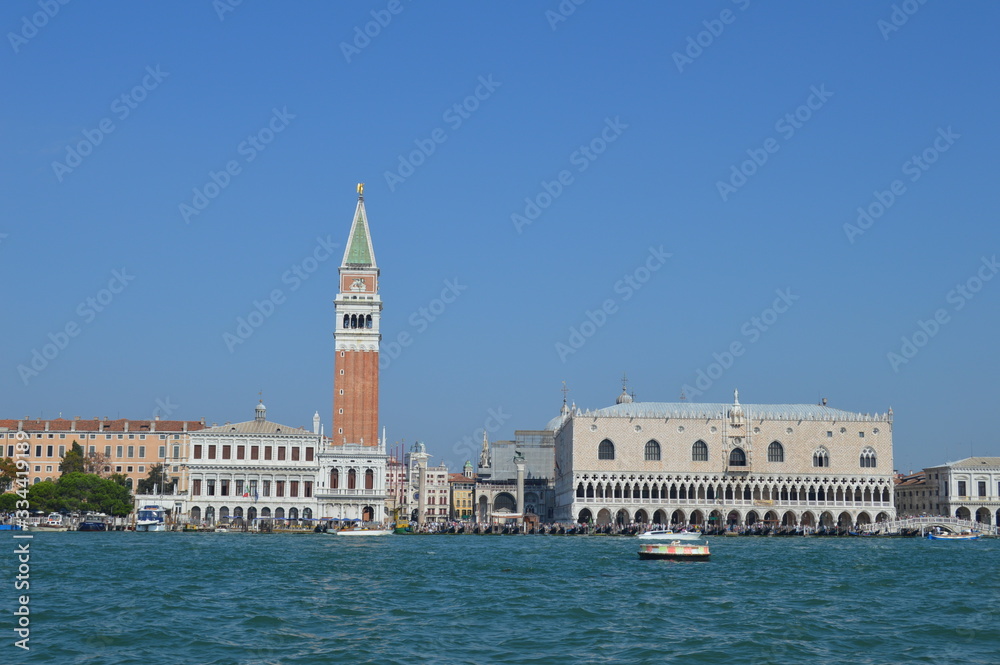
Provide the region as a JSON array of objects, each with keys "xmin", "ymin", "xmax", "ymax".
[{"xmin": 333, "ymin": 183, "xmax": 381, "ymax": 446}]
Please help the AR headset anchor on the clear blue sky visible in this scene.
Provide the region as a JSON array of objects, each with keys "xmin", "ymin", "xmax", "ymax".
[{"xmin": 3, "ymin": 1, "xmax": 999, "ymax": 474}]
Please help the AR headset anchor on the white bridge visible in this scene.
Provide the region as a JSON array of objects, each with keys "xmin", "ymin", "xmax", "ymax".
[{"xmin": 866, "ymin": 515, "xmax": 998, "ymax": 536}]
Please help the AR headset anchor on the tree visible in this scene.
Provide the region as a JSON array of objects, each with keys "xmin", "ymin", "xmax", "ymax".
[
  {"xmin": 108, "ymin": 473, "xmax": 129, "ymax": 487},
  {"xmin": 0, "ymin": 457, "xmax": 18, "ymax": 492},
  {"xmin": 60, "ymin": 441, "xmax": 85, "ymax": 475},
  {"xmin": 24, "ymin": 473, "xmax": 133, "ymax": 516},
  {"xmin": 137, "ymin": 464, "xmax": 176, "ymax": 495},
  {"xmin": 84, "ymin": 451, "xmax": 112, "ymax": 477}
]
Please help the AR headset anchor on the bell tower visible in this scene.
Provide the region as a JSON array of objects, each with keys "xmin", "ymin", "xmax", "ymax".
[{"xmin": 333, "ymin": 183, "xmax": 381, "ymax": 447}]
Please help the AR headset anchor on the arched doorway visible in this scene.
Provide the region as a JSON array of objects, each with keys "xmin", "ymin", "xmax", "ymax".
[
  {"xmin": 275, "ymin": 507, "xmax": 285, "ymax": 520},
  {"xmin": 205, "ymin": 506, "xmax": 215, "ymax": 524},
  {"xmin": 781, "ymin": 511, "xmax": 796, "ymax": 526},
  {"xmin": 478, "ymin": 496, "xmax": 489, "ymax": 522},
  {"xmin": 764, "ymin": 510, "xmax": 778, "ymax": 523},
  {"xmin": 976, "ymin": 507, "xmax": 991, "ymax": 523},
  {"xmin": 362, "ymin": 506, "xmax": 374, "ymax": 522},
  {"xmin": 709, "ymin": 509, "xmax": 723, "ymax": 527},
  {"xmin": 875, "ymin": 512, "xmax": 889, "ymax": 523},
  {"xmin": 261, "ymin": 507, "xmax": 271, "ymax": 518},
  {"xmin": 219, "ymin": 507, "xmax": 230, "ymax": 521},
  {"xmin": 247, "ymin": 507, "xmax": 257, "ymax": 520},
  {"xmin": 634, "ymin": 509, "xmax": 649, "ymax": 524},
  {"xmin": 302, "ymin": 507, "xmax": 312, "ymax": 520},
  {"xmin": 820, "ymin": 511, "xmax": 834, "ymax": 527},
  {"xmin": 596, "ymin": 508, "xmax": 612, "ymax": 526},
  {"xmin": 653, "ymin": 509, "xmax": 667, "ymax": 525},
  {"xmin": 801, "ymin": 512, "xmax": 815, "ymax": 527},
  {"xmin": 615, "ymin": 509, "xmax": 629, "ymax": 525},
  {"xmin": 493, "ymin": 493, "xmax": 516, "ymax": 512},
  {"xmin": 838, "ymin": 511, "xmax": 852, "ymax": 527},
  {"xmin": 289, "ymin": 507, "xmax": 299, "ymax": 522},
  {"xmin": 578, "ymin": 508, "xmax": 593, "ymax": 524},
  {"xmin": 745, "ymin": 511, "xmax": 759, "ymax": 526},
  {"xmin": 857, "ymin": 512, "xmax": 871, "ymax": 526},
  {"xmin": 956, "ymin": 507, "xmax": 971, "ymax": 520},
  {"xmin": 726, "ymin": 510, "xmax": 740, "ymax": 526},
  {"xmin": 689, "ymin": 509, "xmax": 704, "ymax": 525},
  {"xmin": 671, "ymin": 509, "xmax": 685, "ymax": 525},
  {"xmin": 190, "ymin": 506, "xmax": 201, "ymax": 523}
]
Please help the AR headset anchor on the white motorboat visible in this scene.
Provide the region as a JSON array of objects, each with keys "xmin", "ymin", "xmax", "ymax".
[
  {"xmin": 135, "ymin": 505, "xmax": 167, "ymax": 532},
  {"xmin": 637, "ymin": 529, "xmax": 704, "ymax": 541}
]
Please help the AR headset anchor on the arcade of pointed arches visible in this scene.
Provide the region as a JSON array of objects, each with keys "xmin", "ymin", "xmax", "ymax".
[
  {"xmin": 576, "ymin": 505, "xmax": 891, "ymax": 528},
  {"xmin": 572, "ymin": 472, "xmax": 893, "ymax": 526}
]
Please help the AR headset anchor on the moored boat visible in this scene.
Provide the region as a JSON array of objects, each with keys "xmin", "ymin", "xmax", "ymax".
[
  {"xmin": 135, "ymin": 505, "xmax": 167, "ymax": 532},
  {"xmin": 30, "ymin": 513, "xmax": 71, "ymax": 531}
]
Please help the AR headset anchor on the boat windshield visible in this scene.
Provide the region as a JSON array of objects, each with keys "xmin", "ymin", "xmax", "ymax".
[{"xmin": 138, "ymin": 510, "xmax": 162, "ymax": 521}]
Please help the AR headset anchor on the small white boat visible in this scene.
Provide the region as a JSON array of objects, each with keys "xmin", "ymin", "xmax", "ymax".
[
  {"xmin": 29, "ymin": 513, "xmax": 71, "ymax": 532},
  {"xmin": 637, "ymin": 529, "xmax": 704, "ymax": 542},
  {"xmin": 331, "ymin": 527, "xmax": 393, "ymax": 537},
  {"xmin": 926, "ymin": 532, "xmax": 980, "ymax": 541},
  {"xmin": 135, "ymin": 505, "xmax": 167, "ymax": 532}
]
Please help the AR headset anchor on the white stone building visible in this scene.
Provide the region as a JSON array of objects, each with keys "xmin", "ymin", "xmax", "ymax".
[
  {"xmin": 899, "ymin": 457, "xmax": 1000, "ymax": 526},
  {"xmin": 183, "ymin": 402, "xmax": 322, "ymax": 526},
  {"xmin": 554, "ymin": 388, "xmax": 896, "ymax": 529}
]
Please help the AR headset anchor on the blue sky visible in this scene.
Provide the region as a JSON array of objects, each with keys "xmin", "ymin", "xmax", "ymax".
[{"xmin": 2, "ymin": 1, "xmax": 999, "ymax": 474}]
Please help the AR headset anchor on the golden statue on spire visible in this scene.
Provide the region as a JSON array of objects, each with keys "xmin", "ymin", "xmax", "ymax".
[{"xmin": 357, "ymin": 182, "xmax": 364, "ymax": 197}]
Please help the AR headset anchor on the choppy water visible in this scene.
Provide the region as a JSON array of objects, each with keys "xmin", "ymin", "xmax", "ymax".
[{"xmin": 2, "ymin": 532, "xmax": 998, "ymax": 664}]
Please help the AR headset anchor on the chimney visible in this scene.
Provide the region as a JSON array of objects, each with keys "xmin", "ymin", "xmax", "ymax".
[{"xmin": 124, "ymin": 420, "xmax": 129, "ymax": 433}]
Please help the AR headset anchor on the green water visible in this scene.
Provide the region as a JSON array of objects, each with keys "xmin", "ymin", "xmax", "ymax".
[{"xmin": 2, "ymin": 532, "xmax": 997, "ymax": 664}]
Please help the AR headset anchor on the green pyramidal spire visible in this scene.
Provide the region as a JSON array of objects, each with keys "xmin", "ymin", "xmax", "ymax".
[{"xmin": 341, "ymin": 187, "xmax": 377, "ymax": 268}]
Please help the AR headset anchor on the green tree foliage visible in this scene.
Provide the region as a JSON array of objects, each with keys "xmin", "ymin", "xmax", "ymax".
[
  {"xmin": 137, "ymin": 464, "xmax": 176, "ymax": 495},
  {"xmin": 0, "ymin": 493, "xmax": 19, "ymax": 511},
  {"xmin": 25, "ymin": 473, "xmax": 133, "ymax": 516},
  {"xmin": 59, "ymin": 441, "xmax": 86, "ymax": 475},
  {"xmin": 108, "ymin": 473, "xmax": 129, "ymax": 487},
  {"xmin": 0, "ymin": 457, "xmax": 18, "ymax": 492}
]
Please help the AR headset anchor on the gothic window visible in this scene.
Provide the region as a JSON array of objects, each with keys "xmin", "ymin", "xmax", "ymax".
[
  {"xmin": 813, "ymin": 448, "xmax": 829, "ymax": 467},
  {"xmin": 598, "ymin": 439, "xmax": 615, "ymax": 460},
  {"xmin": 343, "ymin": 315, "xmax": 349, "ymax": 328},
  {"xmin": 859, "ymin": 447, "xmax": 877, "ymax": 468},
  {"xmin": 644, "ymin": 440, "xmax": 661, "ymax": 461},
  {"xmin": 729, "ymin": 448, "xmax": 747, "ymax": 467},
  {"xmin": 577, "ymin": 483, "xmax": 585, "ymax": 498},
  {"xmin": 767, "ymin": 441, "xmax": 784, "ymax": 463},
  {"xmin": 692, "ymin": 440, "xmax": 708, "ymax": 462},
  {"xmin": 365, "ymin": 315, "xmax": 372, "ymax": 329}
]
